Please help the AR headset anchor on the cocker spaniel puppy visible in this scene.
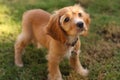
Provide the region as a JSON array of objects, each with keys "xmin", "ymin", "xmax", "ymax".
[{"xmin": 15, "ymin": 5, "xmax": 90, "ymax": 80}]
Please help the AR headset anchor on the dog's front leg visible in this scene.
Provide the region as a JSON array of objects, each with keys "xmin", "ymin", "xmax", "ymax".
[
  {"xmin": 70, "ymin": 50, "xmax": 88, "ymax": 77},
  {"xmin": 47, "ymin": 53, "xmax": 63, "ymax": 80}
]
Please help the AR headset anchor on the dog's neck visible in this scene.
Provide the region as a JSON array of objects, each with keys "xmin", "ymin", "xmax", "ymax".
[
  {"xmin": 66, "ymin": 36, "xmax": 78, "ymax": 47},
  {"xmin": 59, "ymin": 25, "xmax": 78, "ymax": 47}
]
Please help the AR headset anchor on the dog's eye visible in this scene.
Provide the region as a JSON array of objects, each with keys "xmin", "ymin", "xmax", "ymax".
[
  {"xmin": 78, "ymin": 13, "xmax": 82, "ymax": 17},
  {"xmin": 64, "ymin": 17, "xmax": 70, "ymax": 22}
]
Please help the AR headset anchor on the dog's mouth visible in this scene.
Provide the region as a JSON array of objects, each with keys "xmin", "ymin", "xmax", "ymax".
[
  {"xmin": 77, "ymin": 28, "xmax": 85, "ymax": 33},
  {"xmin": 76, "ymin": 27, "xmax": 88, "ymax": 36},
  {"xmin": 80, "ymin": 28, "xmax": 84, "ymax": 32}
]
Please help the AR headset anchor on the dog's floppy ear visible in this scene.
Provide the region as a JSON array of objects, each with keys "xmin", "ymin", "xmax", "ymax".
[
  {"xmin": 46, "ymin": 14, "xmax": 67, "ymax": 43},
  {"xmin": 83, "ymin": 13, "xmax": 91, "ymax": 36},
  {"xmin": 85, "ymin": 13, "xmax": 91, "ymax": 27}
]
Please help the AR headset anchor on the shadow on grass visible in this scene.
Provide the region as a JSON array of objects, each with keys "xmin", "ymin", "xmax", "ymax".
[{"xmin": 0, "ymin": 41, "xmax": 48, "ymax": 80}]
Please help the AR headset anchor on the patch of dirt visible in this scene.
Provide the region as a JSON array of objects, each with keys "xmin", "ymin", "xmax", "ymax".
[
  {"xmin": 97, "ymin": 23, "xmax": 120, "ymax": 43},
  {"xmin": 82, "ymin": 22, "xmax": 120, "ymax": 66},
  {"xmin": 63, "ymin": 71, "xmax": 88, "ymax": 80},
  {"xmin": 84, "ymin": 40, "xmax": 115, "ymax": 64}
]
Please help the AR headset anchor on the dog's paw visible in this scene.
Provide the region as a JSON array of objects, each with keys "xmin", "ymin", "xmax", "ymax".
[
  {"xmin": 48, "ymin": 74, "xmax": 63, "ymax": 80},
  {"xmin": 81, "ymin": 68, "xmax": 89, "ymax": 76},
  {"xmin": 78, "ymin": 68, "xmax": 89, "ymax": 77},
  {"xmin": 15, "ymin": 61, "xmax": 24, "ymax": 67}
]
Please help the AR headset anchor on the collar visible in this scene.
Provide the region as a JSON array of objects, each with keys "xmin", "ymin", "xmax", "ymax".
[{"xmin": 66, "ymin": 38, "xmax": 78, "ymax": 47}]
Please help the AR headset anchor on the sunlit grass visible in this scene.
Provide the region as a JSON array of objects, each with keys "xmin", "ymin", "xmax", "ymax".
[{"xmin": 0, "ymin": 4, "xmax": 20, "ymax": 39}]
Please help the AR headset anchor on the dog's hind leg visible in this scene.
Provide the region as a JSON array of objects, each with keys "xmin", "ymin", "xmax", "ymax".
[
  {"xmin": 14, "ymin": 13, "xmax": 33, "ymax": 67},
  {"xmin": 14, "ymin": 32, "xmax": 31, "ymax": 67}
]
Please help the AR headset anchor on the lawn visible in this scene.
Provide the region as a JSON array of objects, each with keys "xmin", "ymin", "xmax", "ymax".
[{"xmin": 0, "ymin": 0, "xmax": 120, "ymax": 80}]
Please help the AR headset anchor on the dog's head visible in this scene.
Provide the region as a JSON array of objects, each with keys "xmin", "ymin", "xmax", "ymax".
[{"xmin": 47, "ymin": 5, "xmax": 90, "ymax": 44}]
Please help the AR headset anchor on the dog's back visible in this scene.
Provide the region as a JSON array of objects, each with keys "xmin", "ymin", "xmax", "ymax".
[
  {"xmin": 21, "ymin": 9, "xmax": 51, "ymax": 48},
  {"xmin": 22, "ymin": 9, "xmax": 51, "ymax": 27}
]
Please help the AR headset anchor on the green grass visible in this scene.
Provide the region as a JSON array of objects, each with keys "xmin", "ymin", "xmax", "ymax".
[{"xmin": 0, "ymin": 0, "xmax": 120, "ymax": 80}]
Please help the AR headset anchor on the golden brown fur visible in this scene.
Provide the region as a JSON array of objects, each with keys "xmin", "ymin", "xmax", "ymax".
[{"xmin": 14, "ymin": 5, "xmax": 90, "ymax": 80}]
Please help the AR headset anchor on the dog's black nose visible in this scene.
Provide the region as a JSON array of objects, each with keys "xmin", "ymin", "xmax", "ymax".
[{"xmin": 76, "ymin": 22, "xmax": 84, "ymax": 28}]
